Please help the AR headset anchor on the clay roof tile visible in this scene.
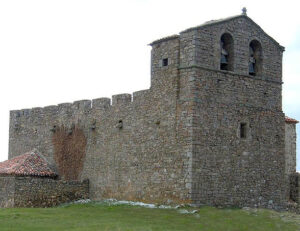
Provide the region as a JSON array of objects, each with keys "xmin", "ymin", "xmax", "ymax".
[
  {"xmin": 0, "ymin": 150, "xmax": 57, "ymax": 177},
  {"xmin": 285, "ymin": 116, "xmax": 299, "ymax": 124}
]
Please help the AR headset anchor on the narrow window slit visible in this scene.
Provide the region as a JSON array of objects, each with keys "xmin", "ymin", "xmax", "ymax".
[{"xmin": 240, "ymin": 123, "xmax": 247, "ymax": 138}]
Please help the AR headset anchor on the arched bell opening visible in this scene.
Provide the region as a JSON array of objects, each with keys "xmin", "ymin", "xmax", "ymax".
[
  {"xmin": 249, "ymin": 40, "xmax": 262, "ymax": 76},
  {"xmin": 220, "ymin": 33, "xmax": 234, "ymax": 71}
]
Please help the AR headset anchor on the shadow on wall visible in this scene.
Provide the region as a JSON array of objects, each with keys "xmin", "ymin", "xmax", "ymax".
[{"xmin": 52, "ymin": 125, "xmax": 87, "ymax": 181}]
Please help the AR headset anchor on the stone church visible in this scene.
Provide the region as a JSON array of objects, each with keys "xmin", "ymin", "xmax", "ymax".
[{"xmin": 0, "ymin": 10, "xmax": 299, "ymax": 210}]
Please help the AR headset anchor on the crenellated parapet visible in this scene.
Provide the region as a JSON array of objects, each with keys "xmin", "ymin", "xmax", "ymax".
[
  {"xmin": 112, "ymin": 94, "xmax": 132, "ymax": 106},
  {"xmin": 9, "ymin": 89, "xmax": 151, "ymax": 133},
  {"xmin": 92, "ymin": 98, "xmax": 111, "ymax": 110},
  {"xmin": 10, "ymin": 88, "xmax": 152, "ymax": 120},
  {"xmin": 72, "ymin": 100, "xmax": 92, "ymax": 111},
  {"xmin": 132, "ymin": 90, "xmax": 149, "ymax": 103}
]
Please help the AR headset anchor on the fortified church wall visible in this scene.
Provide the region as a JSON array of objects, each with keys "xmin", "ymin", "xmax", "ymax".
[
  {"xmin": 8, "ymin": 13, "xmax": 297, "ymax": 209},
  {"xmin": 9, "ymin": 36, "xmax": 192, "ymax": 203}
]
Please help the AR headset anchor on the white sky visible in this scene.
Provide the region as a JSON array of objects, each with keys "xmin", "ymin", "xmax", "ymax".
[{"xmin": 0, "ymin": 0, "xmax": 299, "ymax": 168}]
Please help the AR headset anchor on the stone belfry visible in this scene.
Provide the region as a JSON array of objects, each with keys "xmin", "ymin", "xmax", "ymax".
[{"xmin": 150, "ymin": 10, "xmax": 287, "ymax": 208}]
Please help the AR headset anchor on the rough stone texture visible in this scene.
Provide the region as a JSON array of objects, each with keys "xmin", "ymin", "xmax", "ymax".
[
  {"xmin": 0, "ymin": 176, "xmax": 89, "ymax": 208},
  {"xmin": 8, "ymin": 14, "xmax": 297, "ymax": 209},
  {"xmin": 0, "ymin": 177, "xmax": 15, "ymax": 207},
  {"xmin": 289, "ymin": 173, "xmax": 299, "ymax": 203},
  {"xmin": 190, "ymin": 68, "xmax": 285, "ymax": 208},
  {"xmin": 285, "ymin": 123, "xmax": 297, "ymax": 176}
]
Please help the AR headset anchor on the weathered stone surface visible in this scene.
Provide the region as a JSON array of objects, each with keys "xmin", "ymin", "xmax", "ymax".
[
  {"xmin": 285, "ymin": 123, "xmax": 297, "ymax": 176},
  {"xmin": 0, "ymin": 177, "xmax": 15, "ymax": 208},
  {"xmin": 0, "ymin": 176, "xmax": 89, "ymax": 208},
  {"xmin": 289, "ymin": 173, "xmax": 299, "ymax": 203}
]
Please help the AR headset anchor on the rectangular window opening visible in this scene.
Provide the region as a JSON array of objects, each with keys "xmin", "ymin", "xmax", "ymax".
[
  {"xmin": 240, "ymin": 123, "xmax": 247, "ymax": 138},
  {"xmin": 162, "ymin": 58, "xmax": 168, "ymax": 66}
]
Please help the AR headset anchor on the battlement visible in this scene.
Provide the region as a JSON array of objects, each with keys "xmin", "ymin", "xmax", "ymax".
[
  {"xmin": 112, "ymin": 94, "xmax": 132, "ymax": 106},
  {"xmin": 92, "ymin": 98, "xmax": 111, "ymax": 110},
  {"xmin": 10, "ymin": 89, "xmax": 151, "ymax": 122}
]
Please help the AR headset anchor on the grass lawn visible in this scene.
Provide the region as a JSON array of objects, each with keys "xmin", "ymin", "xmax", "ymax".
[{"xmin": 0, "ymin": 202, "xmax": 299, "ymax": 231}]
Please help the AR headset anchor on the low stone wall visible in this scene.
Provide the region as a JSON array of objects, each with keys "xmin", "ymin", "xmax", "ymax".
[
  {"xmin": 0, "ymin": 177, "xmax": 15, "ymax": 208},
  {"xmin": 0, "ymin": 176, "xmax": 89, "ymax": 208}
]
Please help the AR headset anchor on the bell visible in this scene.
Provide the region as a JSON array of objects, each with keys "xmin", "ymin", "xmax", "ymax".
[
  {"xmin": 249, "ymin": 46, "xmax": 254, "ymax": 56},
  {"xmin": 249, "ymin": 63, "xmax": 255, "ymax": 75},
  {"xmin": 249, "ymin": 54, "xmax": 256, "ymax": 75},
  {"xmin": 221, "ymin": 54, "xmax": 228, "ymax": 64}
]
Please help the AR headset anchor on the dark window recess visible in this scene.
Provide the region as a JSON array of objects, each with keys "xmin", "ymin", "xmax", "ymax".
[
  {"xmin": 162, "ymin": 58, "xmax": 168, "ymax": 66},
  {"xmin": 240, "ymin": 123, "xmax": 247, "ymax": 138}
]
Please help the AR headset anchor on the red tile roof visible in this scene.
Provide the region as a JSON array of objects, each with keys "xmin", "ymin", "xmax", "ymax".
[
  {"xmin": 0, "ymin": 150, "xmax": 57, "ymax": 177},
  {"xmin": 285, "ymin": 116, "xmax": 299, "ymax": 124}
]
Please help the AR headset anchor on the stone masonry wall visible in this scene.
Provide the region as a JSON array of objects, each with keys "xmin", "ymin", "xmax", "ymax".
[
  {"xmin": 191, "ymin": 68, "xmax": 285, "ymax": 208},
  {"xmin": 180, "ymin": 16, "xmax": 283, "ymax": 82},
  {"xmin": 0, "ymin": 176, "xmax": 89, "ymax": 208},
  {"xmin": 177, "ymin": 15, "xmax": 286, "ymax": 209},
  {"xmin": 289, "ymin": 173, "xmax": 299, "ymax": 203},
  {"xmin": 9, "ymin": 36, "xmax": 192, "ymax": 204},
  {"xmin": 0, "ymin": 177, "xmax": 15, "ymax": 208},
  {"xmin": 285, "ymin": 123, "xmax": 297, "ymax": 176},
  {"xmin": 13, "ymin": 177, "xmax": 89, "ymax": 207}
]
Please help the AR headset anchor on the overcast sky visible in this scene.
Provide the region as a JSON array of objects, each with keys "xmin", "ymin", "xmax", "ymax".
[{"xmin": 0, "ymin": 0, "xmax": 299, "ymax": 169}]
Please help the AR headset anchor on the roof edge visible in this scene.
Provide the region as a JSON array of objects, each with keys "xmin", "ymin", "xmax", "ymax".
[
  {"xmin": 179, "ymin": 14, "xmax": 284, "ymax": 52},
  {"xmin": 180, "ymin": 15, "xmax": 243, "ymax": 33},
  {"xmin": 285, "ymin": 116, "xmax": 299, "ymax": 124},
  {"xmin": 0, "ymin": 149, "xmax": 58, "ymax": 177},
  {"xmin": 149, "ymin": 35, "xmax": 179, "ymax": 46}
]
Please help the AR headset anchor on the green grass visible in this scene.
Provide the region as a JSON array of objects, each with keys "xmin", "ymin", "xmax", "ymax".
[{"xmin": 0, "ymin": 202, "xmax": 299, "ymax": 231}]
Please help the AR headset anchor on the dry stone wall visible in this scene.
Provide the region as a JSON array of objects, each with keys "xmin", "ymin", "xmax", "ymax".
[
  {"xmin": 0, "ymin": 176, "xmax": 89, "ymax": 208},
  {"xmin": 14, "ymin": 177, "xmax": 89, "ymax": 207},
  {"xmin": 0, "ymin": 177, "xmax": 15, "ymax": 207}
]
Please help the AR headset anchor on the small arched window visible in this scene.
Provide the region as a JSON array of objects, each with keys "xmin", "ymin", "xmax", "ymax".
[
  {"xmin": 220, "ymin": 33, "xmax": 234, "ymax": 71},
  {"xmin": 249, "ymin": 40, "xmax": 262, "ymax": 76}
]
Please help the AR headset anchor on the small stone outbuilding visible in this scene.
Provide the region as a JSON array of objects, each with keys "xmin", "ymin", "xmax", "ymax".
[{"xmin": 0, "ymin": 150, "xmax": 89, "ymax": 207}]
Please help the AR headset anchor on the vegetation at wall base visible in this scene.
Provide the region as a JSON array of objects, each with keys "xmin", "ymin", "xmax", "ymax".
[{"xmin": 0, "ymin": 202, "xmax": 299, "ymax": 231}]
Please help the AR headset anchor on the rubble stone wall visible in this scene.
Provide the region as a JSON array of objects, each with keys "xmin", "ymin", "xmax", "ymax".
[
  {"xmin": 0, "ymin": 176, "xmax": 89, "ymax": 208},
  {"xmin": 13, "ymin": 177, "xmax": 89, "ymax": 207},
  {"xmin": 0, "ymin": 177, "xmax": 15, "ymax": 208}
]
